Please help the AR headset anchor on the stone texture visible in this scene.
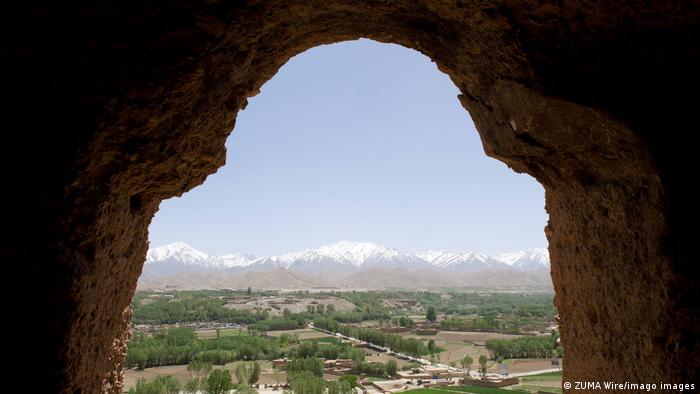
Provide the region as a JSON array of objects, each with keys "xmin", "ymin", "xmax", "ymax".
[{"xmin": 1, "ymin": 1, "xmax": 698, "ymax": 392}]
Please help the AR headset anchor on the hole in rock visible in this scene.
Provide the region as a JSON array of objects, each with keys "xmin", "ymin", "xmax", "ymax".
[{"xmin": 129, "ymin": 39, "xmax": 558, "ymax": 391}]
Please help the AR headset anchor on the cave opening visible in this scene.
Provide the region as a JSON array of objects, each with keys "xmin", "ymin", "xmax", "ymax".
[
  {"xmin": 4, "ymin": 2, "xmax": 696, "ymax": 392},
  {"xmin": 133, "ymin": 39, "xmax": 554, "ymax": 390}
]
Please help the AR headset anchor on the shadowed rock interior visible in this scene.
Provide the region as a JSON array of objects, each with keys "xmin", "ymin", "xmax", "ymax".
[{"xmin": 2, "ymin": 1, "xmax": 698, "ymax": 392}]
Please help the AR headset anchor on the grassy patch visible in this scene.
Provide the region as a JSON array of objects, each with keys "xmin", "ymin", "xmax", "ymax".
[
  {"xmin": 406, "ymin": 386, "xmax": 527, "ymax": 394},
  {"xmin": 302, "ymin": 337, "xmax": 340, "ymax": 344},
  {"xmin": 196, "ymin": 328, "xmax": 248, "ymax": 339},
  {"xmin": 444, "ymin": 386, "xmax": 528, "ymax": 394},
  {"xmin": 519, "ymin": 371, "xmax": 562, "ymax": 382},
  {"xmin": 219, "ymin": 328, "xmax": 248, "ymax": 337},
  {"xmin": 516, "ymin": 384, "xmax": 561, "ymax": 394},
  {"xmin": 224, "ymin": 360, "xmax": 273, "ymax": 370},
  {"xmin": 515, "ymin": 372, "xmax": 562, "ymax": 394}
]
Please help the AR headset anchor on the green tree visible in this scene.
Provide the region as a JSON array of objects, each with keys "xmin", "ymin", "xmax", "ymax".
[
  {"xmin": 235, "ymin": 362, "xmax": 260, "ymax": 385},
  {"xmin": 327, "ymin": 380, "xmax": 353, "ymax": 394},
  {"xmin": 128, "ymin": 376, "xmax": 180, "ymax": 394},
  {"xmin": 326, "ymin": 304, "xmax": 336, "ymax": 313},
  {"xmin": 204, "ymin": 369, "xmax": 233, "ymax": 394},
  {"xmin": 247, "ymin": 286, "xmax": 252, "ymax": 295},
  {"xmin": 426, "ymin": 306, "xmax": 437, "ymax": 322},
  {"xmin": 427, "ymin": 339, "xmax": 437, "ymax": 354},
  {"xmin": 248, "ymin": 362, "xmax": 261, "ymax": 384},
  {"xmin": 129, "ymin": 349, "xmax": 148, "ymax": 370},
  {"xmin": 287, "ymin": 358, "xmax": 324, "ymax": 377},
  {"xmin": 478, "ymin": 355, "xmax": 488, "ymax": 377},
  {"xmin": 460, "ymin": 355, "xmax": 473, "ymax": 376},
  {"xmin": 289, "ymin": 371, "xmax": 325, "ymax": 394},
  {"xmin": 185, "ymin": 378, "xmax": 200, "ymax": 394},
  {"xmin": 327, "ymin": 381, "xmax": 340, "ymax": 394},
  {"xmin": 235, "ymin": 363, "xmax": 247, "ymax": 385},
  {"xmin": 385, "ymin": 360, "xmax": 398, "ymax": 377},
  {"xmin": 188, "ymin": 360, "xmax": 213, "ymax": 380},
  {"xmin": 160, "ymin": 376, "xmax": 181, "ymax": 394},
  {"xmin": 354, "ymin": 361, "xmax": 388, "ymax": 377},
  {"xmin": 338, "ymin": 375, "xmax": 358, "ymax": 388},
  {"xmin": 340, "ymin": 380, "xmax": 353, "ymax": 394},
  {"xmin": 398, "ymin": 316, "xmax": 414, "ymax": 327},
  {"xmin": 295, "ymin": 342, "xmax": 319, "ymax": 359}
]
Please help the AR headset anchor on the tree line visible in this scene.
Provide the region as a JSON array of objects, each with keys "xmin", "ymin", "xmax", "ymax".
[
  {"xmin": 313, "ymin": 317, "xmax": 428, "ymax": 356},
  {"xmin": 485, "ymin": 332, "xmax": 562, "ymax": 359},
  {"xmin": 127, "ymin": 360, "xmax": 263, "ymax": 394},
  {"xmin": 439, "ymin": 316, "xmax": 501, "ymax": 332},
  {"xmin": 126, "ymin": 327, "xmax": 284, "ymax": 369}
]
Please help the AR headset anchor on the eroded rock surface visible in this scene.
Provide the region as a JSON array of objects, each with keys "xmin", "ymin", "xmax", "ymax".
[{"xmin": 2, "ymin": 1, "xmax": 698, "ymax": 392}]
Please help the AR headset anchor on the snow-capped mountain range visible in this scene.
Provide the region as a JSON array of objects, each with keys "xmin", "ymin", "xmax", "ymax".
[{"xmin": 142, "ymin": 241, "xmax": 549, "ymax": 284}]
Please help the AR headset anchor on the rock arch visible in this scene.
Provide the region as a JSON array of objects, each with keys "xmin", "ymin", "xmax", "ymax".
[{"xmin": 2, "ymin": 1, "xmax": 698, "ymax": 392}]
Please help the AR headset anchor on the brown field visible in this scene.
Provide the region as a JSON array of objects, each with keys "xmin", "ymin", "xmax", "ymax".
[
  {"xmin": 400, "ymin": 330, "xmax": 522, "ymax": 365},
  {"xmin": 397, "ymin": 330, "xmax": 558, "ymax": 375},
  {"xmin": 196, "ymin": 328, "xmax": 247, "ymax": 339},
  {"xmin": 123, "ymin": 361, "xmax": 289, "ymax": 391},
  {"xmin": 497, "ymin": 358, "xmax": 555, "ymax": 373},
  {"xmin": 122, "ymin": 329, "xmax": 555, "ymax": 391},
  {"xmin": 363, "ymin": 349, "xmax": 412, "ymax": 368},
  {"xmin": 224, "ymin": 296, "xmax": 355, "ymax": 316},
  {"xmin": 123, "ymin": 365, "xmax": 191, "ymax": 390},
  {"xmin": 514, "ymin": 370, "xmax": 564, "ymax": 393}
]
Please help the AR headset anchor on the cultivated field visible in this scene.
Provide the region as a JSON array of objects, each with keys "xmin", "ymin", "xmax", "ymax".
[
  {"xmin": 405, "ymin": 386, "xmax": 527, "ymax": 393},
  {"xmin": 400, "ymin": 331, "xmax": 522, "ymax": 364},
  {"xmin": 497, "ymin": 359, "xmax": 554, "ymax": 373},
  {"xmin": 224, "ymin": 296, "xmax": 355, "ymax": 316},
  {"xmin": 123, "ymin": 364, "xmax": 192, "ymax": 390},
  {"xmin": 363, "ymin": 350, "xmax": 412, "ymax": 368},
  {"xmin": 195, "ymin": 327, "xmax": 247, "ymax": 339},
  {"xmin": 513, "ymin": 371, "xmax": 562, "ymax": 393},
  {"xmin": 123, "ymin": 360, "xmax": 302, "ymax": 391}
]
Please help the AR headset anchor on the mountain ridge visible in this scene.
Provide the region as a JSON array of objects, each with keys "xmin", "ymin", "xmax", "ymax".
[
  {"xmin": 145, "ymin": 241, "xmax": 548, "ymax": 269},
  {"xmin": 139, "ymin": 241, "xmax": 551, "ymax": 290}
]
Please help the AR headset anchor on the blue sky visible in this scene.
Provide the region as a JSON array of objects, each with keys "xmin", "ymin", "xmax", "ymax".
[{"xmin": 148, "ymin": 39, "xmax": 547, "ymax": 256}]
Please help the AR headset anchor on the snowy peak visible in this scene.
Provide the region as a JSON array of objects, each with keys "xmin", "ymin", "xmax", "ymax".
[
  {"xmin": 494, "ymin": 248, "xmax": 550, "ymax": 270},
  {"xmin": 146, "ymin": 242, "xmax": 209, "ymax": 264},
  {"xmin": 250, "ymin": 241, "xmax": 429, "ymax": 271},
  {"xmin": 316, "ymin": 241, "xmax": 396, "ymax": 266},
  {"xmin": 144, "ymin": 242, "xmax": 549, "ymax": 275},
  {"xmin": 419, "ymin": 250, "xmax": 490, "ymax": 266},
  {"xmin": 316, "ymin": 241, "xmax": 426, "ymax": 268},
  {"xmin": 212, "ymin": 254, "xmax": 257, "ymax": 268},
  {"xmin": 141, "ymin": 242, "xmax": 551, "ymax": 289},
  {"xmin": 146, "ymin": 242, "xmax": 255, "ymax": 269},
  {"xmin": 417, "ymin": 250, "xmax": 506, "ymax": 271}
]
